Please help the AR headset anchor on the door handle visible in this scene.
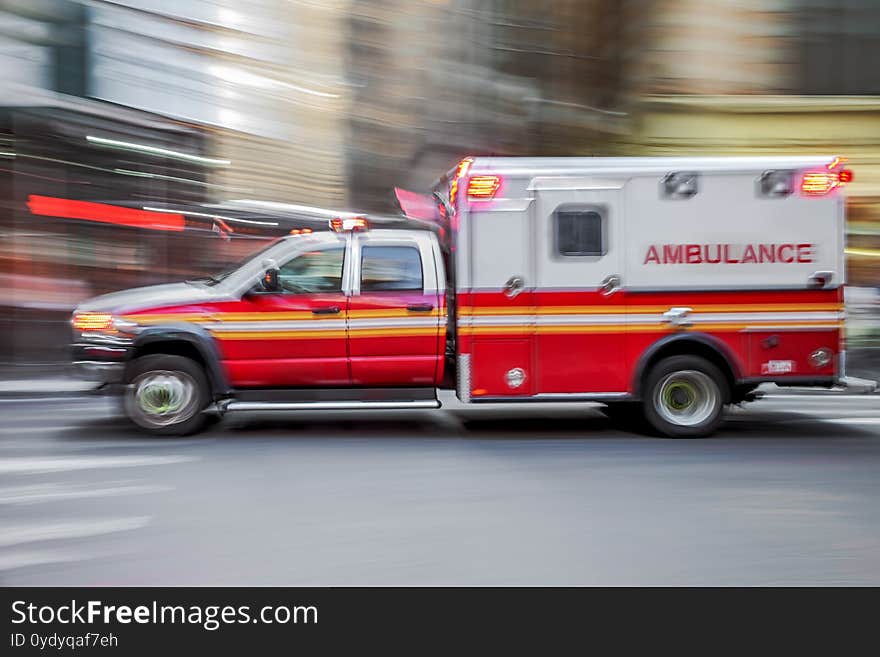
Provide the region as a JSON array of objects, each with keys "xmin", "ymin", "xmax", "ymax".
[
  {"xmin": 504, "ymin": 275, "xmax": 525, "ymax": 298},
  {"xmin": 662, "ymin": 307, "xmax": 693, "ymax": 327},
  {"xmin": 807, "ymin": 270, "xmax": 834, "ymax": 289},
  {"xmin": 312, "ymin": 306, "xmax": 341, "ymax": 315},
  {"xmin": 406, "ymin": 304, "xmax": 434, "ymax": 312},
  {"xmin": 600, "ymin": 274, "xmax": 622, "ymax": 296}
]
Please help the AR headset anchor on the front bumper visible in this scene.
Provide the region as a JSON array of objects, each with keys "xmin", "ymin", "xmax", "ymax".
[
  {"xmin": 73, "ymin": 360, "xmax": 126, "ymax": 384},
  {"xmin": 71, "ymin": 338, "xmax": 132, "ymax": 385}
]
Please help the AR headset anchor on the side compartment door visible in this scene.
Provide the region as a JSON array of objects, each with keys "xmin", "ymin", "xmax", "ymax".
[
  {"xmin": 348, "ymin": 234, "xmax": 443, "ymax": 386},
  {"xmin": 460, "ymin": 203, "xmax": 535, "ymax": 398},
  {"xmin": 532, "ymin": 180, "xmax": 627, "ymax": 393}
]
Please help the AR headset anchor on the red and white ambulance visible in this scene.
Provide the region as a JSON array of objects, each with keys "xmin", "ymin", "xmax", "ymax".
[{"xmin": 71, "ymin": 156, "xmax": 875, "ymax": 437}]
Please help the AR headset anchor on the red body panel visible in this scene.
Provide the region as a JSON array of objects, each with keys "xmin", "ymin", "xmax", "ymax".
[
  {"xmin": 126, "ymin": 291, "xmax": 448, "ymax": 389},
  {"xmin": 122, "ymin": 273, "xmax": 841, "ymax": 397},
  {"xmin": 534, "ymin": 290, "xmax": 627, "ymax": 393},
  {"xmin": 458, "ymin": 288, "xmax": 843, "ymax": 398},
  {"xmin": 457, "ymin": 290, "xmax": 534, "ymax": 397},
  {"xmin": 348, "ymin": 290, "xmax": 443, "ymax": 386}
]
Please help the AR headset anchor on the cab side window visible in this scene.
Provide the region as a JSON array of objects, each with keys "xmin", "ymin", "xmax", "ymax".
[
  {"xmin": 554, "ymin": 207, "xmax": 605, "ymax": 257},
  {"xmin": 278, "ymin": 248, "xmax": 344, "ymax": 293},
  {"xmin": 360, "ymin": 246, "xmax": 423, "ymax": 292}
]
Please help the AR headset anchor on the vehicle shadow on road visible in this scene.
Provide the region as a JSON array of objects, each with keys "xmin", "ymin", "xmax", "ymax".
[{"xmin": 50, "ymin": 407, "xmax": 878, "ymax": 443}]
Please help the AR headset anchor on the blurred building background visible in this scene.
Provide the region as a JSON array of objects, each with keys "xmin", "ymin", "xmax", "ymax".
[{"xmin": 1, "ymin": 0, "xmax": 879, "ymax": 368}]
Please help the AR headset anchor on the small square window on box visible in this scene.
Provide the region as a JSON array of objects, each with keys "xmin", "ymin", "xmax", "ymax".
[{"xmin": 554, "ymin": 208, "xmax": 605, "ymax": 256}]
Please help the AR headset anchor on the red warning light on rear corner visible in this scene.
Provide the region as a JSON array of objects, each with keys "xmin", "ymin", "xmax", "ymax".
[
  {"xmin": 467, "ymin": 175, "xmax": 501, "ymax": 200},
  {"xmin": 800, "ymin": 171, "xmax": 839, "ymax": 196}
]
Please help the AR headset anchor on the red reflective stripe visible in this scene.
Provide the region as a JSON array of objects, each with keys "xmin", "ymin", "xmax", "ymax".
[{"xmin": 27, "ymin": 195, "xmax": 185, "ymax": 232}]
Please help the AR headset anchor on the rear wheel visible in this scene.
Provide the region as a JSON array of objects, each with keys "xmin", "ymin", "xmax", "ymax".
[
  {"xmin": 642, "ymin": 355, "xmax": 727, "ymax": 438},
  {"xmin": 123, "ymin": 355, "xmax": 210, "ymax": 436}
]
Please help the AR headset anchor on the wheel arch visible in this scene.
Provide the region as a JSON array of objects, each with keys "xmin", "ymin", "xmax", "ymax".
[
  {"xmin": 129, "ymin": 324, "xmax": 230, "ymax": 398},
  {"xmin": 632, "ymin": 333, "xmax": 742, "ymax": 402}
]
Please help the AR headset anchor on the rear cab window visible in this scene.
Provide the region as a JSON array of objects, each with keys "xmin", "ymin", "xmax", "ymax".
[{"xmin": 360, "ymin": 245, "xmax": 423, "ymax": 292}]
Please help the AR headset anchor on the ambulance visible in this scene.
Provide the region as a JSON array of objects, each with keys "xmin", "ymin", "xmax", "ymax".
[{"xmin": 70, "ymin": 156, "xmax": 875, "ymax": 437}]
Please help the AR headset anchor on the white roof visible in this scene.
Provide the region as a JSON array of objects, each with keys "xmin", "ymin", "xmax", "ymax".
[{"xmin": 467, "ymin": 155, "xmax": 839, "ymax": 177}]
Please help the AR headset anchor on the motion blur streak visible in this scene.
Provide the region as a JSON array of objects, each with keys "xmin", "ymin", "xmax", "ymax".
[
  {"xmin": 1, "ymin": 0, "xmax": 880, "ymax": 585},
  {"xmin": 28, "ymin": 196, "xmax": 185, "ymax": 232}
]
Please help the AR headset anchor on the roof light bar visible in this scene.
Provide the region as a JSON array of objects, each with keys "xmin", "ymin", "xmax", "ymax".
[{"xmin": 330, "ymin": 217, "xmax": 368, "ymax": 232}]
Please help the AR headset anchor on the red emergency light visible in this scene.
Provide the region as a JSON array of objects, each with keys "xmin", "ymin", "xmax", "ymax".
[
  {"xmin": 449, "ymin": 157, "xmax": 473, "ymax": 209},
  {"xmin": 467, "ymin": 175, "xmax": 501, "ymax": 200},
  {"xmin": 329, "ymin": 216, "xmax": 368, "ymax": 232},
  {"xmin": 799, "ymin": 169, "xmax": 852, "ymax": 196}
]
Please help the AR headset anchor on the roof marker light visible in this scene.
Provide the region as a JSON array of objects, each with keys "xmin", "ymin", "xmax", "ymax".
[
  {"xmin": 330, "ymin": 216, "xmax": 368, "ymax": 232},
  {"xmin": 467, "ymin": 175, "xmax": 502, "ymax": 200}
]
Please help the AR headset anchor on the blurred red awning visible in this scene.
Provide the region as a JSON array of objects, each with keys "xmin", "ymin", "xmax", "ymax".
[{"xmin": 27, "ymin": 195, "xmax": 185, "ymax": 232}]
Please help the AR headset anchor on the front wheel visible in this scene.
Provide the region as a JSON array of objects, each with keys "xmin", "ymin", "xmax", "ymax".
[
  {"xmin": 123, "ymin": 355, "xmax": 210, "ymax": 436},
  {"xmin": 642, "ymin": 355, "xmax": 728, "ymax": 438}
]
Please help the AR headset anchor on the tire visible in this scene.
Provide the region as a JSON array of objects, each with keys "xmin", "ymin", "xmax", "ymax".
[
  {"xmin": 123, "ymin": 354, "xmax": 210, "ymax": 436},
  {"xmin": 641, "ymin": 355, "xmax": 728, "ymax": 438}
]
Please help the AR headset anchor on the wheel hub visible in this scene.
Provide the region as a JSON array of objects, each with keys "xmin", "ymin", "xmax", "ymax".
[
  {"xmin": 654, "ymin": 370, "xmax": 718, "ymax": 427},
  {"xmin": 128, "ymin": 370, "xmax": 199, "ymax": 428}
]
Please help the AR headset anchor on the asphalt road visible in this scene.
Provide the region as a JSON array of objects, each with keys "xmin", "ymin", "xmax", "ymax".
[{"xmin": 1, "ymin": 391, "xmax": 879, "ymax": 586}]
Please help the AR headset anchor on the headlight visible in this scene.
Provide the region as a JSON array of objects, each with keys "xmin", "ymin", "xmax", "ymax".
[{"xmin": 72, "ymin": 312, "xmax": 114, "ymax": 331}]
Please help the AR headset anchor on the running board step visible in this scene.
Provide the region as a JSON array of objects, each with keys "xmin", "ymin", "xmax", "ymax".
[{"xmin": 214, "ymin": 399, "xmax": 440, "ymax": 413}]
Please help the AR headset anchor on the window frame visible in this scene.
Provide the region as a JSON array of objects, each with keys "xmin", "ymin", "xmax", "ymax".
[
  {"xmin": 552, "ymin": 203, "xmax": 608, "ymax": 259},
  {"xmin": 274, "ymin": 245, "xmax": 346, "ymax": 295},
  {"xmin": 358, "ymin": 244, "xmax": 425, "ymax": 293}
]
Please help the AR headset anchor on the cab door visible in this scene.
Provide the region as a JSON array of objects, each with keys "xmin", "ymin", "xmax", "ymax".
[
  {"xmin": 532, "ymin": 180, "xmax": 627, "ymax": 393},
  {"xmin": 216, "ymin": 242, "xmax": 351, "ymax": 388},
  {"xmin": 348, "ymin": 233, "xmax": 443, "ymax": 386}
]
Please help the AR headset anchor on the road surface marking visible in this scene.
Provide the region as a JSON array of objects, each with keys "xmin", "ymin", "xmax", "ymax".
[
  {"xmin": 0, "ymin": 547, "xmax": 116, "ymax": 572},
  {"xmin": 0, "ymin": 454, "xmax": 196, "ymax": 475},
  {"xmin": 0, "ymin": 516, "xmax": 150, "ymax": 548},
  {"xmin": 823, "ymin": 417, "xmax": 880, "ymax": 425},
  {"xmin": 0, "ymin": 481, "xmax": 172, "ymax": 505}
]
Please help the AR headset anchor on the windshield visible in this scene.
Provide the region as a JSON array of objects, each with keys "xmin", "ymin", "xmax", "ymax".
[{"xmin": 189, "ymin": 238, "xmax": 285, "ymax": 286}]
